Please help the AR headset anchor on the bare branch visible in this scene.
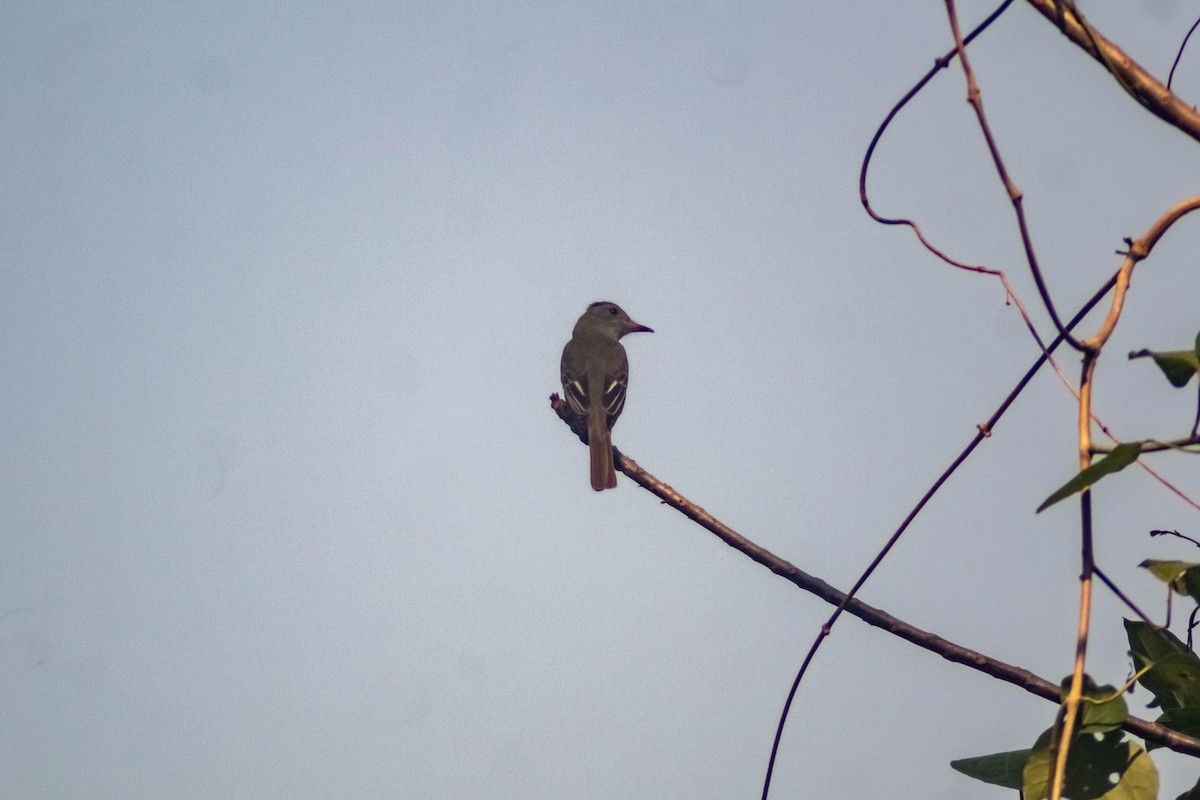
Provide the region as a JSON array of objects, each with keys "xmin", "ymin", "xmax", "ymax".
[
  {"xmin": 549, "ymin": 394, "xmax": 1200, "ymax": 757},
  {"xmin": 549, "ymin": 261, "xmax": 1193, "ymax": 762},
  {"xmin": 1024, "ymin": 0, "xmax": 1200, "ymax": 143},
  {"xmin": 945, "ymin": 0, "xmax": 1081, "ymax": 352},
  {"xmin": 1081, "ymin": 195, "xmax": 1200, "ymax": 349}
]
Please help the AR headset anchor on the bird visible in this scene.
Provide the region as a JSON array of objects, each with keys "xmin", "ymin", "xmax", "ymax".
[{"xmin": 560, "ymin": 301, "xmax": 653, "ymax": 490}]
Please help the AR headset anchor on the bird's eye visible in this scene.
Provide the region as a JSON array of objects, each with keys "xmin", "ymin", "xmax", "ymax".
[{"xmin": 608, "ymin": 307, "xmax": 618, "ymax": 315}]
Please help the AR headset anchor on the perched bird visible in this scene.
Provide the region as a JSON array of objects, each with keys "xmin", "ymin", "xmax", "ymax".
[{"xmin": 560, "ymin": 301, "xmax": 654, "ymax": 490}]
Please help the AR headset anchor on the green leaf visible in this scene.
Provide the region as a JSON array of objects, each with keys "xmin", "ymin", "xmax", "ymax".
[
  {"xmin": 1080, "ymin": 684, "xmax": 1129, "ymax": 735},
  {"xmin": 1140, "ymin": 559, "xmax": 1200, "ymax": 597},
  {"xmin": 1127, "ymin": 619, "xmax": 1193, "ymax": 665},
  {"xmin": 1022, "ymin": 730, "xmax": 1057, "ymax": 800},
  {"xmin": 1109, "ymin": 743, "xmax": 1160, "ymax": 800},
  {"xmin": 1129, "ymin": 347, "xmax": 1200, "ymax": 388},
  {"xmin": 950, "ymin": 749, "xmax": 1029, "ymax": 789},
  {"xmin": 1023, "ymin": 728, "xmax": 1158, "ymax": 800},
  {"xmin": 1143, "ymin": 654, "xmax": 1200, "ymax": 715},
  {"xmin": 1054, "ymin": 675, "xmax": 1129, "ymax": 734},
  {"xmin": 1125, "ymin": 620, "xmax": 1200, "ymax": 712},
  {"xmin": 1037, "ymin": 443, "xmax": 1144, "ymax": 513}
]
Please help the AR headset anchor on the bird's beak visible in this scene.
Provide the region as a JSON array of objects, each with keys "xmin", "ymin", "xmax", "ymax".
[{"xmin": 626, "ymin": 320, "xmax": 654, "ymax": 334}]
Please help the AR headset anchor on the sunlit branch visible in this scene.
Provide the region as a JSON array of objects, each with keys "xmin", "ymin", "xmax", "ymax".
[{"xmin": 1024, "ymin": 0, "xmax": 1200, "ymax": 143}]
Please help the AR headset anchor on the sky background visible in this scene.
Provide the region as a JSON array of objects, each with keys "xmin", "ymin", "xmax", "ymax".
[{"xmin": 3, "ymin": 1, "xmax": 1200, "ymax": 798}]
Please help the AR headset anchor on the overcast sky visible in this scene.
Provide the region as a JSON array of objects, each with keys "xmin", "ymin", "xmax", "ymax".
[{"xmin": 4, "ymin": 1, "xmax": 1200, "ymax": 798}]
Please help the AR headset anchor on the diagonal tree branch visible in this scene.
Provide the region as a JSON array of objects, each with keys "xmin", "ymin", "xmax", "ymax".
[
  {"xmin": 1024, "ymin": 0, "xmax": 1200, "ymax": 143},
  {"xmin": 549, "ymin": 394, "xmax": 1200, "ymax": 758}
]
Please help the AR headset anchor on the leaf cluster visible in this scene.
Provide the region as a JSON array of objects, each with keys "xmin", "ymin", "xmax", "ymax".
[{"xmin": 951, "ymin": 622, "xmax": 1200, "ymax": 799}]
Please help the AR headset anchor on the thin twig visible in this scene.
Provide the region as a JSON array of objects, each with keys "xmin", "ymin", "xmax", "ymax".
[
  {"xmin": 945, "ymin": 0, "xmax": 1081, "ymax": 351},
  {"xmin": 859, "ymin": 0, "xmax": 1016, "ymax": 276},
  {"xmin": 1150, "ymin": 529, "xmax": 1200, "ymax": 549},
  {"xmin": 1193, "ymin": 381, "xmax": 1200, "ymax": 438},
  {"xmin": 1168, "ymin": 14, "xmax": 1200, "ymax": 91},
  {"xmin": 1094, "ymin": 565, "xmax": 1154, "ymax": 625},
  {"xmin": 857, "ymin": 0, "xmax": 1064, "ymax": 443},
  {"xmin": 1142, "ymin": 459, "xmax": 1200, "ymax": 513}
]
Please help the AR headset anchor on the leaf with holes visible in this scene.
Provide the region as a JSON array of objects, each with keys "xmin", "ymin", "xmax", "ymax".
[{"xmin": 1023, "ymin": 728, "xmax": 1157, "ymax": 800}]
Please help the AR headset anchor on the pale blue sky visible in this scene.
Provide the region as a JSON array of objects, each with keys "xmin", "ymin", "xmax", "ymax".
[{"xmin": 3, "ymin": 2, "xmax": 1200, "ymax": 798}]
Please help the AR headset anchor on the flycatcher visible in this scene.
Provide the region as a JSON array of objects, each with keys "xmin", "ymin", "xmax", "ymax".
[{"xmin": 560, "ymin": 301, "xmax": 653, "ymax": 491}]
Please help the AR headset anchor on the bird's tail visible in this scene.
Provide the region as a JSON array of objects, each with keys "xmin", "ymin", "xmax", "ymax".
[{"xmin": 587, "ymin": 411, "xmax": 616, "ymax": 491}]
